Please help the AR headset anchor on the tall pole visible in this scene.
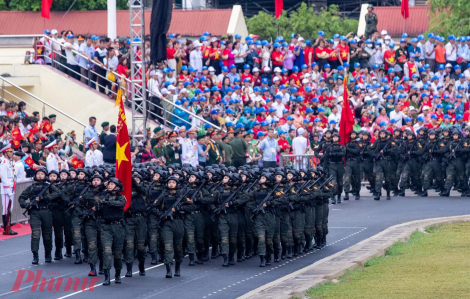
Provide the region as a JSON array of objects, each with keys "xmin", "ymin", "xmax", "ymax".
[{"xmin": 107, "ymin": 0, "xmax": 117, "ymax": 40}]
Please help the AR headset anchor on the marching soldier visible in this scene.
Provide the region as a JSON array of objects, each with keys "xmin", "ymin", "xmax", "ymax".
[
  {"xmin": 359, "ymin": 131, "xmax": 375, "ymax": 195},
  {"xmin": 81, "ymin": 174, "xmax": 106, "ymax": 276},
  {"xmin": 398, "ymin": 130, "xmax": 425, "ymax": 196},
  {"xmin": 442, "ymin": 130, "xmax": 467, "ymax": 196},
  {"xmin": 146, "ymin": 169, "xmax": 167, "ymax": 265},
  {"xmin": 419, "ymin": 130, "xmax": 447, "ymax": 197},
  {"xmin": 100, "ymin": 178, "xmax": 126, "ymax": 285},
  {"xmin": 19, "ymin": 168, "xmax": 60, "ymax": 264},
  {"xmin": 124, "ymin": 173, "xmax": 149, "ymax": 277},
  {"xmin": 344, "ymin": 131, "xmax": 361, "ymax": 201},
  {"xmin": 327, "ymin": 133, "xmax": 346, "ymax": 204},
  {"xmin": 371, "ymin": 130, "xmax": 393, "ymax": 201},
  {"xmin": 58, "ymin": 170, "xmax": 74, "ymax": 258},
  {"xmin": 48, "ymin": 170, "xmax": 66, "ymax": 260}
]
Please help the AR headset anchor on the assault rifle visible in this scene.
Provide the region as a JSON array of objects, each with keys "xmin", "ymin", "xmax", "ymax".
[
  {"xmin": 22, "ymin": 183, "xmax": 52, "ymax": 217},
  {"xmin": 298, "ymin": 174, "xmax": 325, "ymax": 195},
  {"xmin": 250, "ymin": 182, "xmax": 281, "ymax": 220},
  {"xmin": 188, "ymin": 180, "xmax": 207, "ymax": 202},
  {"xmin": 212, "ymin": 183, "xmax": 246, "ymax": 218},
  {"xmin": 402, "ymin": 138, "xmax": 419, "ymax": 163},
  {"xmin": 156, "ymin": 188, "xmax": 192, "ymax": 226},
  {"xmin": 65, "ymin": 185, "xmax": 90, "ymax": 215},
  {"xmin": 375, "ymin": 138, "xmax": 393, "ymax": 161},
  {"xmin": 448, "ymin": 139, "xmax": 464, "ymax": 160},
  {"xmin": 79, "ymin": 205, "xmax": 96, "ymax": 226}
]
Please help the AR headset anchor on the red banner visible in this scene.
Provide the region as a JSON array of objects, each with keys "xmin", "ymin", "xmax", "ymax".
[
  {"xmin": 401, "ymin": 0, "xmax": 409, "ymax": 19},
  {"xmin": 339, "ymin": 75, "xmax": 355, "ymax": 145}
]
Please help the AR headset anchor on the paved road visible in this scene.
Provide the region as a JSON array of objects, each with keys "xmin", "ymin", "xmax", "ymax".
[{"xmin": 1, "ymin": 193, "xmax": 469, "ymax": 299}]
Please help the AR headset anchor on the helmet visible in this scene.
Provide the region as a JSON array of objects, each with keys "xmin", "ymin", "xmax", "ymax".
[
  {"xmin": 108, "ymin": 177, "xmax": 124, "ymax": 192},
  {"xmin": 48, "ymin": 170, "xmax": 59, "ymax": 177},
  {"xmin": 34, "ymin": 168, "xmax": 48, "ymax": 181},
  {"xmin": 91, "ymin": 174, "xmax": 104, "ymax": 182},
  {"xmin": 167, "ymin": 176, "xmax": 180, "ymax": 188},
  {"xmin": 332, "ymin": 132, "xmax": 341, "ymax": 141}
]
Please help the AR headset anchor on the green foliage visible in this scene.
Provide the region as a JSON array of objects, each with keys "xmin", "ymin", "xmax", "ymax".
[
  {"xmin": 429, "ymin": 0, "xmax": 470, "ymax": 37},
  {"xmin": 246, "ymin": 3, "xmax": 358, "ymax": 41},
  {"xmin": 5, "ymin": 0, "xmax": 128, "ymax": 12}
]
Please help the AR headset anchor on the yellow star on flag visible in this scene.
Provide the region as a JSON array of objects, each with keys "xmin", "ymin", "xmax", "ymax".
[
  {"xmin": 116, "ymin": 141, "xmax": 129, "ymax": 169},
  {"xmin": 411, "ymin": 65, "xmax": 417, "ymax": 73},
  {"xmin": 342, "ymin": 51, "xmax": 347, "ymax": 58},
  {"xmin": 389, "ymin": 56, "xmax": 395, "ymax": 63}
]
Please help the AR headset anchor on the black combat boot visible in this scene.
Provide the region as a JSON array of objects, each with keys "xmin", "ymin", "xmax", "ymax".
[
  {"xmin": 88, "ymin": 263, "xmax": 97, "ymax": 276},
  {"xmin": 115, "ymin": 269, "xmax": 121, "ymax": 283},
  {"xmin": 331, "ymin": 196, "xmax": 336, "ymax": 204},
  {"xmin": 355, "ymin": 192, "xmax": 360, "ymax": 200},
  {"xmin": 151, "ymin": 252, "xmax": 158, "ymax": 265},
  {"xmin": 45, "ymin": 251, "xmax": 52, "ymax": 263},
  {"xmin": 32, "ymin": 251, "xmax": 39, "ymax": 264},
  {"xmin": 83, "ymin": 251, "xmax": 89, "ymax": 263},
  {"xmin": 374, "ymin": 192, "xmax": 380, "ymax": 201},
  {"xmin": 125, "ymin": 263, "xmax": 133, "ymax": 277},
  {"xmin": 196, "ymin": 253, "xmax": 203, "ymax": 264},
  {"xmin": 139, "ymin": 260, "xmax": 145, "ymax": 276},
  {"xmin": 165, "ymin": 264, "xmax": 172, "ymax": 278},
  {"xmin": 259, "ymin": 255, "xmax": 265, "ymax": 267},
  {"xmin": 420, "ymin": 189, "xmax": 428, "ymax": 197},
  {"xmin": 99, "ymin": 259, "xmax": 104, "ymax": 274},
  {"xmin": 188, "ymin": 253, "xmax": 195, "ymax": 266},
  {"xmin": 265, "ymin": 254, "xmax": 271, "ymax": 266},
  {"xmin": 103, "ymin": 270, "xmax": 110, "ymax": 285},
  {"xmin": 344, "ymin": 193, "xmax": 349, "ymax": 201},
  {"xmin": 222, "ymin": 254, "xmax": 229, "ymax": 267},
  {"xmin": 393, "ymin": 188, "xmax": 399, "ymax": 196},
  {"xmin": 398, "ymin": 188, "xmax": 405, "ymax": 197},
  {"xmin": 281, "ymin": 246, "xmax": 286, "ymax": 260},
  {"xmin": 54, "ymin": 248, "xmax": 63, "ymax": 260},
  {"xmin": 274, "ymin": 250, "xmax": 280, "ymax": 262},
  {"xmin": 439, "ymin": 188, "xmax": 450, "ymax": 197},
  {"xmin": 203, "ymin": 248, "xmax": 210, "ymax": 261},
  {"xmin": 304, "ymin": 239, "xmax": 311, "ymax": 253},
  {"xmin": 337, "ymin": 195, "xmax": 341, "ymax": 204},
  {"xmin": 386, "ymin": 191, "xmax": 391, "ymax": 200},
  {"xmin": 65, "ymin": 246, "xmax": 72, "ymax": 258},
  {"xmin": 293, "ymin": 241, "xmax": 299, "ymax": 257},
  {"xmin": 286, "ymin": 246, "xmax": 293, "ymax": 258},
  {"xmin": 237, "ymin": 251, "xmax": 243, "ymax": 263},
  {"xmin": 229, "ymin": 254, "xmax": 235, "ymax": 265},
  {"xmin": 174, "ymin": 262, "xmax": 181, "ymax": 277},
  {"xmin": 299, "ymin": 242, "xmax": 304, "ymax": 254},
  {"xmin": 321, "ymin": 236, "xmax": 327, "ymax": 248},
  {"xmin": 314, "ymin": 236, "xmax": 321, "ymax": 249}
]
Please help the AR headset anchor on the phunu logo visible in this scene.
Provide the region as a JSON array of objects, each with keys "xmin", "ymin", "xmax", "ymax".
[{"xmin": 11, "ymin": 270, "xmax": 101, "ymax": 292}]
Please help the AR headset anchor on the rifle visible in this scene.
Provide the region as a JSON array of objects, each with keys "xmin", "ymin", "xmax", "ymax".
[
  {"xmin": 156, "ymin": 188, "xmax": 193, "ymax": 226},
  {"xmin": 207, "ymin": 180, "xmax": 223, "ymax": 193},
  {"xmin": 426, "ymin": 138, "xmax": 440, "ymax": 161},
  {"xmin": 374, "ymin": 138, "xmax": 393, "ymax": 160},
  {"xmin": 145, "ymin": 189, "xmax": 168, "ymax": 216},
  {"xmin": 298, "ymin": 174, "xmax": 325, "ymax": 195},
  {"xmin": 65, "ymin": 185, "xmax": 90, "ymax": 215},
  {"xmin": 448, "ymin": 138, "xmax": 464, "ymax": 160},
  {"xmin": 79, "ymin": 205, "xmax": 96, "ymax": 226},
  {"xmin": 4, "ymin": 200, "xmax": 12, "ymax": 234},
  {"xmin": 188, "ymin": 179, "xmax": 207, "ymax": 202},
  {"xmin": 212, "ymin": 183, "xmax": 246, "ymax": 218},
  {"xmin": 250, "ymin": 182, "xmax": 281, "ymax": 220},
  {"xmin": 402, "ymin": 138, "xmax": 419, "ymax": 163},
  {"xmin": 22, "ymin": 183, "xmax": 52, "ymax": 217}
]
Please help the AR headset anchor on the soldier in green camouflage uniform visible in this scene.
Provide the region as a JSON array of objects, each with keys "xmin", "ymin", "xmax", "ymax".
[{"xmin": 364, "ymin": 4, "xmax": 378, "ymax": 39}]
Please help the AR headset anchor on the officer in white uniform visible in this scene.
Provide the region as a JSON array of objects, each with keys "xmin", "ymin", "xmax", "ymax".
[
  {"xmin": 46, "ymin": 141, "xmax": 59, "ymax": 172},
  {"xmin": 85, "ymin": 138, "xmax": 103, "ymax": 167},
  {"xmin": 181, "ymin": 127, "xmax": 198, "ymax": 167},
  {"xmin": 1, "ymin": 144, "xmax": 17, "ymax": 235},
  {"xmin": 13, "ymin": 151, "xmax": 27, "ymax": 183}
]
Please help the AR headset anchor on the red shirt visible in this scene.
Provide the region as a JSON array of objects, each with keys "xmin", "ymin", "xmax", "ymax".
[
  {"xmin": 271, "ymin": 51, "xmax": 284, "ymax": 66},
  {"xmin": 209, "ymin": 48, "xmax": 220, "ymax": 60},
  {"xmin": 241, "ymin": 73, "xmax": 253, "ymax": 83},
  {"xmin": 290, "ymin": 73, "xmax": 301, "ymax": 86},
  {"xmin": 337, "ymin": 44, "xmax": 349, "ymax": 61},
  {"xmin": 383, "ymin": 50, "xmax": 396, "ymax": 70},
  {"xmin": 315, "ymin": 47, "xmax": 328, "ymax": 60},
  {"xmin": 278, "ymin": 138, "xmax": 289, "ymax": 149},
  {"xmin": 304, "ymin": 47, "xmax": 314, "ymax": 65},
  {"xmin": 326, "ymin": 48, "xmax": 337, "ymax": 62},
  {"xmin": 166, "ymin": 47, "xmax": 176, "ymax": 59}
]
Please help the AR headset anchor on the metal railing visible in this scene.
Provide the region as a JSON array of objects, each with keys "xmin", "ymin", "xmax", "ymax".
[
  {"xmin": 279, "ymin": 153, "xmax": 320, "ymax": 169},
  {"xmin": 0, "ymin": 179, "xmax": 34, "ymax": 225},
  {"xmin": 0, "ymin": 34, "xmax": 222, "ymax": 133},
  {"xmin": 0, "ymin": 76, "xmax": 87, "ymax": 142}
]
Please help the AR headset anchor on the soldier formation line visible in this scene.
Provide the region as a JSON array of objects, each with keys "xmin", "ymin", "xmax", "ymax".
[{"xmin": 15, "ymin": 125, "xmax": 468, "ymax": 284}]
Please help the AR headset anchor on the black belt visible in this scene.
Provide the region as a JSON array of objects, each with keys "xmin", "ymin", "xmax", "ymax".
[
  {"xmin": 329, "ymin": 161, "xmax": 343, "ymax": 164},
  {"xmin": 190, "ymin": 211, "xmax": 201, "ymax": 215},
  {"xmin": 38, "ymin": 206, "xmax": 49, "ymax": 210},
  {"xmin": 347, "ymin": 158, "xmax": 359, "ymax": 161},
  {"xmin": 104, "ymin": 220, "xmax": 121, "ymax": 225},
  {"xmin": 129, "ymin": 213, "xmax": 144, "ymax": 218}
]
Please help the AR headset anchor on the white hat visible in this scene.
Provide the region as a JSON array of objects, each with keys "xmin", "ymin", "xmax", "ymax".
[
  {"xmin": 51, "ymin": 29, "xmax": 58, "ymax": 35},
  {"xmin": 422, "ymin": 105, "xmax": 430, "ymax": 110},
  {"xmin": 161, "ymin": 88, "xmax": 169, "ymax": 95},
  {"xmin": 168, "ymin": 85, "xmax": 176, "ymax": 91},
  {"xmin": 385, "ymin": 35, "xmax": 391, "ymax": 40},
  {"xmin": 304, "ymin": 73, "xmax": 311, "ymax": 78},
  {"xmin": 263, "ymin": 66, "xmax": 271, "ymax": 72},
  {"xmin": 381, "ymin": 30, "xmax": 388, "ymax": 35},
  {"xmin": 445, "ymin": 63, "xmax": 453, "ymax": 68},
  {"xmin": 193, "ymin": 40, "xmax": 201, "ymax": 47},
  {"xmin": 150, "ymin": 70, "xmax": 157, "ymax": 76},
  {"xmin": 298, "ymin": 37, "xmax": 305, "ymax": 42},
  {"xmin": 208, "ymin": 66, "xmax": 215, "ymax": 72},
  {"xmin": 211, "ymin": 37, "xmax": 218, "ymax": 42},
  {"xmin": 297, "ymin": 128, "xmax": 305, "ymax": 135},
  {"xmin": 274, "ymin": 67, "xmax": 282, "ymax": 73},
  {"xmin": 44, "ymin": 140, "xmax": 57, "ymax": 149},
  {"xmin": 252, "ymin": 67, "xmax": 260, "ymax": 72},
  {"xmin": 86, "ymin": 138, "xmax": 97, "ymax": 148},
  {"xmin": 180, "ymin": 88, "xmax": 188, "ymax": 93},
  {"xmin": 409, "ymin": 106, "xmax": 416, "ymax": 111},
  {"xmin": 302, "ymin": 79, "xmax": 309, "ymax": 84},
  {"xmin": 273, "ymin": 77, "xmax": 280, "ymax": 82}
]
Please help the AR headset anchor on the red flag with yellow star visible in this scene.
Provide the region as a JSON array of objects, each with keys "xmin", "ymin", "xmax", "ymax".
[{"xmin": 115, "ymin": 90, "xmax": 132, "ymax": 211}]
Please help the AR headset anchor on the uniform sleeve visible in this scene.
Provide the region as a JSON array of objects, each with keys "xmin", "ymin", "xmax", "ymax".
[
  {"xmin": 44, "ymin": 185, "xmax": 61, "ymax": 202},
  {"xmin": 85, "ymin": 151, "xmax": 95, "ymax": 167},
  {"xmin": 107, "ymin": 194, "xmax": 126, "ymax": 207},
  {"xmin": 0, "ymin": 162, "xmax": 11, "ymax": 190},
  {"xmin": 18, "ymin": 185, "xmax": 33, "ymax": 208}
]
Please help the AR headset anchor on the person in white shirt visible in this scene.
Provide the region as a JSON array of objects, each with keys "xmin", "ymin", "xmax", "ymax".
[
  {"xmin": 413, "ymin": 116, "xmax": 425, "ymax": 133},
  {"xmin": 104, "ymin": 47, "xmax": 119, "ymax": 97},
  {"xmin": 45, "ymin": 141, "xmax": 60, "ymax": 172},
  {"xmin": 445, "ymin": 36, "xmax": 457, "ymax": 65},
  {"xmin": 328, "ymin": 106, "xmax": 341, "ymax": 124},
  {"xmin": 0, "ymin": 144, "xmax": 16, "ymax": 235},
  {"xmin": 50, "ymin": 29, "xmax": 62, "ymax": 68},
  {"xmin": 181, "ymin": 127, "xmax": 199, "ymax": 167},
  {"xmin": 389, "ymin": 104, "xmax": 406, "ymax": 127},
  {"xmin": 63, "ymin": 34, "xmax": 79, "ymax": 80},
  {"xmin": 292, "ymin": 128, "xmax": 309, "ymax": 170},
  {"xmin": 190, "ymin": 41, "xmax": 203, "ymax": 76},
  {"xmin": 41, "ymin": 30, "xmax": 53, "ymax": 64}
]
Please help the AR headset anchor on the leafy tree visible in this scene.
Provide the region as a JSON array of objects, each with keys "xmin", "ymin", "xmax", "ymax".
[
  {"xmin": 429, "ymin": 0, "xmax": 470, "ymax": 37},
  {"xmin": 246, "ymin": 3, "xmax": 358, "ymax": 41},
  {"xmin": 5, "ymin": 0, "xmax": 128, "ymax": 11}
]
